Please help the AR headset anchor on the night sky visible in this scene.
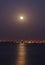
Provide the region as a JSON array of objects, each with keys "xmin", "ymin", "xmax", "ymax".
[{"xmin": 0, "ymin": 0, "xmax": 45, "ymax": 40}]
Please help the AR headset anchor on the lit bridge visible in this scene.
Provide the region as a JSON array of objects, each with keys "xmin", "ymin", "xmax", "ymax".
[{"xmin": 0, "ymin": 40, "xmax": 45, "ymax": 43}]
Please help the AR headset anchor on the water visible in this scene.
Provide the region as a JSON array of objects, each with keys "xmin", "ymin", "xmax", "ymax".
[{"xmin": 0, "ymin": 43, "xmax": 45, "ymax": 65}]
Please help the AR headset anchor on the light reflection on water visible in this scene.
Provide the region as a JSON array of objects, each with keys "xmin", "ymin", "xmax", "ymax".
[
  {"xmin": 16, "ymin": 43, "xmax": 26, "ymax": 65},
  {"xmin": 0, "ymin": 43, "xmax": 45, "ymax": 65}
]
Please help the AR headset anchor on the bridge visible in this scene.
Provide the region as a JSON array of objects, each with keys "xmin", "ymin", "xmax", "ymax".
[{"xmin": 0, "ymin": 40, "xmax": 45, "ymax": 43}]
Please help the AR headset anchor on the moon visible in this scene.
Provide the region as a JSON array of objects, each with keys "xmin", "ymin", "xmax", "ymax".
[{"xmin": 20, "ymin": 16, "xmax": 24, "ymax": 20}]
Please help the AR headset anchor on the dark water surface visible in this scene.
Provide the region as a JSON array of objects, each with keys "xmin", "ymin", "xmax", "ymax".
[{"xmin": 0, "ymin": 43, "xmax": 45, "ymax": 65}]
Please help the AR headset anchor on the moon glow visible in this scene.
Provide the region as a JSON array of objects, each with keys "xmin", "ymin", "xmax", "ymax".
[{"xmin": 20, "ymin": 16, "xmax": 24, "ymax": 20}]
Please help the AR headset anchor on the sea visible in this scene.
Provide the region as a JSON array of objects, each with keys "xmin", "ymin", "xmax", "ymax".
[{"xmin": 0, "ymin": 42, "xmax": 45, "ymax": 65}]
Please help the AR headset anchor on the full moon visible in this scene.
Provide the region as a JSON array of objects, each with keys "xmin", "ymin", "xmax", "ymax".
[{"xmin": 20, "ymin": 16, "xmax": 24, "ymax": 20}]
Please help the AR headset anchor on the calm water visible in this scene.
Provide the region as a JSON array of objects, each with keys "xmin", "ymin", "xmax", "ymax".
[{"xmin": 0, "ymin": 43, "xmax": 45, "ymax": 65}]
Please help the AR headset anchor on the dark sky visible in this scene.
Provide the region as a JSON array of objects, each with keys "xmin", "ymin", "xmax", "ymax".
[{"xmin": 0, "ymin": 0, "xmax": 45, "ymax": 40}]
